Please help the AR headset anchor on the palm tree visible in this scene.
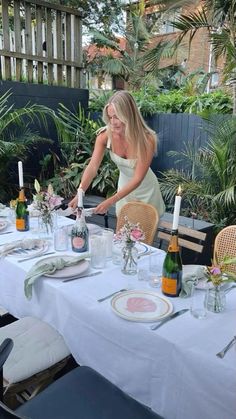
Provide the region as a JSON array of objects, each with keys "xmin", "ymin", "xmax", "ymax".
[
  {"xmin": 157, "ymin": 0, "xmax": 236, "ymax": 112},
  {"xmin": 0, "ymin": 91, "xmax": 52, "ymax": 202},
  {"xmin": 86, "ymin": 1, "xmax": 178, "ymax": 90}
]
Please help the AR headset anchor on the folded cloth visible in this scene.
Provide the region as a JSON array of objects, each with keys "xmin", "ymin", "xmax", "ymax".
[
  {"xmin": 24, "ymin": 252, "xmax": 90, "ymax": 299},
  {"xmin": 179, "ymin": 265, "xmax": 207, "ymax": 298},
  {"xmin": 0, "ymin": 239, "xmax": 46, "ymax": 258}
]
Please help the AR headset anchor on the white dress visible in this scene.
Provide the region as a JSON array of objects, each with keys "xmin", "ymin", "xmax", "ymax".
[{"xmin": 107, "ymin": 137, "xmax": 165, "ymax": 217}]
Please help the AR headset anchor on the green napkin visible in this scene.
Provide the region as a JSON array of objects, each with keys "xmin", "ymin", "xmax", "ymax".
[
  {"xmin": 179, "ymin": 265, "xmax": 207, "ymax": 298},
  {"xmin": 24, "ymin": 252, "xmax": 90, "ymax": 299}
]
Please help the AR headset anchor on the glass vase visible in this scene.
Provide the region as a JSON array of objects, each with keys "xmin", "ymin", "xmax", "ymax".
[
  {"xmin": 38, "ymin": 211, "xmax": 57, "ymax": 238},
  {"xmin": 121, "ymin": 242, "xmax": 138, "ymax": 275},
  {"xmin": 205, "ymin": 285, "xmax": 226, "ymax": 313}
]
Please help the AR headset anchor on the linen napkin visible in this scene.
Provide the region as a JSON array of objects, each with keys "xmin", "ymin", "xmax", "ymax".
[
  {"xmin": 0, "ymin": 239, "xmax": 46, "ymax": 258},
  {"xmin": 24, "ymin": 252, "xmax": 90, "ymax": 299},
  {"xmin": 179, "ymin": 264, "xmax": 207, "ymax": 298}
]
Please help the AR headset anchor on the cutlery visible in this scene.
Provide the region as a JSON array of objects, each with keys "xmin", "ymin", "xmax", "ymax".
[
  {"xmin": 63, "ymin": 271, "xmax": 102, "ymax": 282},
  {"xmin": 151, "ymin": 308, "xmax": 189, "ymax": 331},
  {"xmin": 17, "ymin": 251, "xmax": 56, "ymax": 262},
  {"xmin": 225, "ymin": 284, "xmax": 236, "ymax": 294},
  {"xmin": 0, "ymin": 231, "xmax": 14, "ymax": 235},
  {"xmin": 97, "ymin": 288, "xmax": 128, "ymax": 303},
  {"xmin": 216, "ymin": 336, "xmax": 236, "ymax": 359}
]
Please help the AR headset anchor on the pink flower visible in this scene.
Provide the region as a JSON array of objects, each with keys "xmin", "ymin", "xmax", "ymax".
[
  {"xmin": 130, "ymin": 228, "xmax": 144, "ymax": 241},
  {"xmin": 210, "ymin": 267, "xmax": 221, "ymax": 276},
  {"xmin": 117, "ymin": 217, "xmax": 145, "ymax": 244}
]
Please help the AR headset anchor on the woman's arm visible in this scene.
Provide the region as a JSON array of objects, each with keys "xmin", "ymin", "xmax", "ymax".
[
  {"xmin": 94, "ymin": 136, "xmax": 155, "ymax": 214},
  {"xmin": 68, "ymin": 131, "xmax": 107, "ymax": 209}
]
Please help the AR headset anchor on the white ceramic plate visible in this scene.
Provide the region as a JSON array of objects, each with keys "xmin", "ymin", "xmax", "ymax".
[
  {"xmin": 35, "ymin": 255, "xmax": 90, "ymax": 279},
  {"xmin": 7, "ymin": 239, "xmax": 48, "ymax": 258},
  {"xmin": 135, "ymin": 243, "xmax": 149, "ymax": 256},
  {"xmin": 0, "ymin": 220, "xmax": 8, "ymax": 231},
  {"xmin": 111, "ymin": 290, "xmax": 173, "ymax": 322}
]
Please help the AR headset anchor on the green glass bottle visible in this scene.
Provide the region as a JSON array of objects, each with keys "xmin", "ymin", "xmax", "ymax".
[
  {"xmin": 15, "ymin": 189, "xmax": 29, "ymax": 231},
  {"xmin": 161, "ymin": 230, "xmax": 182, "ymax": 297}
]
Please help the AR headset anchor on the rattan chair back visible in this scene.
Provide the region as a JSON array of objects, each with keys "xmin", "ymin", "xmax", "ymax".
[
  {"xmin": 116, "ymin": 201, "xmax": 159, "ymax": 246},
  {"xmin": 213, "ymin": 225, "xmax": 236, "ymax": 273}
]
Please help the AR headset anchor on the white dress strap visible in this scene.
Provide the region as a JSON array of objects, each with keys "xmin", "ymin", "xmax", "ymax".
[{"xmin": 107, "ymin": 137, "xmax": 111, "ymax": 150}]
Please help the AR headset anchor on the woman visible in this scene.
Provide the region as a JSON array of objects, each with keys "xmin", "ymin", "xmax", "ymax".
[{"xmin": 69, "ymin": 90, "xmax": 165, "ymax": 217}]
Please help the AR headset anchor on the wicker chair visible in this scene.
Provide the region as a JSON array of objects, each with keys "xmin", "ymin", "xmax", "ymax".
[
  {"xmin": 116, "ymin": 202, "xmax": 159, "ymax": 246},
  {"xmin": 213, "ymin": 225, "xmax": 236, "ymax": 273}
]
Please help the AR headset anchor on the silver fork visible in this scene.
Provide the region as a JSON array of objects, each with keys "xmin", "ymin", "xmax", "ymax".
[
  {"xmin": 216, "ymin": 336, "xmax": 236, "ymax": 358},
  {"xmin": 97, "ymin": 288, "xmax": 128, "ymax": 303}
]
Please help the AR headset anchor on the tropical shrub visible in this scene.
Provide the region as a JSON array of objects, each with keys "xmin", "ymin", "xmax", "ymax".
[
  {"xmin": 0, "ymin": 90, "xmax": 53, "ymax": 203},
  {"xmin": 89, "ymin": 87, "xmax": 233, "ymax": 117},
  {"xmin": 159, "ymin": 116, "xmax": 236, "ymax": 230}
]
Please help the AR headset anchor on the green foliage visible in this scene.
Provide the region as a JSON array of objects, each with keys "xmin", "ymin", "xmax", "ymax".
[
  {"xmin": 0, "ymin": 90, "xmax": 53, "ymax": 203},
  {"xmin": 159, "ymin": 116, "xmax": 236, "ymax": 229},
  {"xmin": 49, "ymin": 103, "xmax": 118, "ymax": 198},
  {"xmin": 89, "ymin": 87, "xmax": 233, "ymax": 116}
]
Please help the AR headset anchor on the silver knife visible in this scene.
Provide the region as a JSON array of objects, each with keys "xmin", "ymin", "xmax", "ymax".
[
  {"xmin": 151, "ymin": 308, "xmax": 189, "ymax": 330},
  {"xmin": 62, "ymin": 271, "xmax": 102, "ymax": 283},
  {"xmin": 18, "ymin": 251, "xmax": 56, "ymax": 262},
  {"xmin": 0, "ymin": 231, "xmax": 14, "ymax": 235}
]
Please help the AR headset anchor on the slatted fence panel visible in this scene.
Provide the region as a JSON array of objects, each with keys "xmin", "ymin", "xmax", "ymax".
[{"xmin": 0, "ymin": 0, "xmax": 83, "ymax": 87}]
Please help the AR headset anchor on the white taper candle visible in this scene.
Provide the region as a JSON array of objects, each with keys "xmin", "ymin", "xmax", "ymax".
[
  {"xmin": 77, "ymin": 188, "xmax": 83, "ymax": 208},
  {"xmin": 18, "ymin": 161, "xmax": 24, "ymax": 188},
  {"xmin": 172, "ymin": 186, "xmax": 182, "ymax": 230}
]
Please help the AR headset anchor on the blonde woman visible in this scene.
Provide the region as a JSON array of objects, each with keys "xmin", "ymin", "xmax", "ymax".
[{"xmin": 69, "ymin": 90, "xmax": 165, "ymax": 217}]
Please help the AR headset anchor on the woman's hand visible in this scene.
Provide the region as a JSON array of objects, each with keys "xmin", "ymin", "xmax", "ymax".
[
  {"xmin": 93, "ymin": 196, "xmax": 115, "ymax": 215},
  {"xmin": 68, "ymin": 195, "xmax": 77, "ymax": 210}
]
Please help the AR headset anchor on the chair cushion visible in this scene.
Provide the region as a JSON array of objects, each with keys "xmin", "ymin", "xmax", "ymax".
[
  {"xmin": 0, "ymin": 316, "xmax": 70, "ymax": 384},
  {"xmin": 17, "ymin": 366, "xmax": 163, "ymax": 419}
]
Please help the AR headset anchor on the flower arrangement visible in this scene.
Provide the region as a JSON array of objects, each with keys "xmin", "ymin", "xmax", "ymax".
[
  {"xmin": 33, "ymin": 180, "xmax": 63, "ymax": 233},
  {"xmin": 116, "ymin": 216, "xmax": 145, "ymax": 244},
  {"xmin": 206, "ymin": 256, "xmax": 236, "ymax": 287}
]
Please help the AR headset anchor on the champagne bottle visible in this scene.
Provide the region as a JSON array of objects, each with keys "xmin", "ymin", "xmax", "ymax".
[
  {"xmin": 71, "ymin": 189, "xmax": 89, "ymax": 253},
  {"xmin": 161, "ymin": 230, "xmax": 182, "ymax": 297},
  {"xmin": 15, "ymin": 188, "xmax": 29, "ymax": 232}
]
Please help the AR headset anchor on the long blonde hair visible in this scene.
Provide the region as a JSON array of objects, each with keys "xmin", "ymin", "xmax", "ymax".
[{"xmin": 102, "ymin": 91, "xmax": 157, "ymax": 158}]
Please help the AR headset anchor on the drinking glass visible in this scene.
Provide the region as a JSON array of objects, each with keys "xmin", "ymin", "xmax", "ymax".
[
  {"xmin": 190, "ymin": 283, "xmax": 207, "ymax": 319},
  {"xmin": 102, "ymin": 228, "xmax": 114, "ymax": 259},
  {"xmin": 90, "ymin": 234, "xmax": 107, "ymax": 269},
  {"xmin": 148, "ymin": 253, "xmax": 162, "ymax": 287},
  {"xmin": 53, "ymin": 226, "xmax": 68, "ymax": 251}
]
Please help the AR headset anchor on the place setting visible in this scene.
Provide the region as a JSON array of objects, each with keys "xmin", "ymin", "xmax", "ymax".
[{"xmin": 0, "ymin": 238, "xmax": 49, "ymax": 259}]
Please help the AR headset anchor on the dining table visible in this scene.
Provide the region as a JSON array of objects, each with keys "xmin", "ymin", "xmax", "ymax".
[{"xmin": 0, "ymin": 215, "xmax": 235, "ymax": 419}]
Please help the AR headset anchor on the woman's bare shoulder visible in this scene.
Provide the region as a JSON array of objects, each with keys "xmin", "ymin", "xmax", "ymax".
[{"xmin": 96, "ymin": 127, "xmax": 108, "ymax": 145}]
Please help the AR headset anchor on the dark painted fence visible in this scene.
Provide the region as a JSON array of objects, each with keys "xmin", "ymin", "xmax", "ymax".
[
  {"xmin": 0, "ymin": 80, "xmax": 88, "ymax": 179},
  {"xmin": 146, "ymin": 113, "xmax": 210, "ymax": 174}
]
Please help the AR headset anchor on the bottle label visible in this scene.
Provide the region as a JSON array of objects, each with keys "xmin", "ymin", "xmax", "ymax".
[
  {"xmin": 72, "ymin": 236, "xmax": 85, "ymax": 250},
  {"xmin": 16, "ymin": 217, "xmax": 29, "ymax": 231},
  {"xmin": 162, "ymin": 277, "xmax": 177, "ymax": 295}
]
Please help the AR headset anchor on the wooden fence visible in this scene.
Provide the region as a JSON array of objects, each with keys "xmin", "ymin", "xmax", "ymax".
[{"xmin": 0, "ymin": 0, "xmax": 83, "ymax": 87}]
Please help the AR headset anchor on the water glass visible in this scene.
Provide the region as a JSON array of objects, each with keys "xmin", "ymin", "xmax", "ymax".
[
  {"xmin": 53, "ymin": 226, "xmax": 68, "ymax": 251},
  {"xmin": 90, "ymin": 234, "xmax": 107, "ymax": 269},
  {"xmin": 138, "ymin": 268, "xmax": 150, "ymax": 281},
  {"xmin": 112, "ymin": 240, "xmax": 123, "ymax": 265},
  {"xmin": 190, "ymin": 284, "xmax": 207, "ymax": 319},
  {"xmin": 102, "ymin": 228, "xmax": 114, "ymax": 259}
]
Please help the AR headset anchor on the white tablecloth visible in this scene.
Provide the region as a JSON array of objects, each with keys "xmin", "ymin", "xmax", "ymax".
[{"xmin": 0, "ymin": 218, "xmax": 235, "ymax": 419}]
